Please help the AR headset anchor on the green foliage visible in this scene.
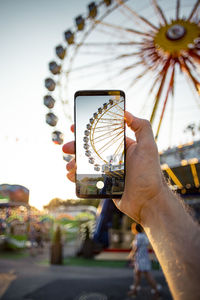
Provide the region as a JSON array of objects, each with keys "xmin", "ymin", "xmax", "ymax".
[
  {"xmin": 44, "ymin": 198, "xmax": 63, "ymax": 210},
  {"xmin": 44, "ymin": 198, "xmax": 100, "ymax": 210},
  {"xmin": 75, "ymin": 211, "xmax": 95, "ymax": 221},
  {"xmin": 64, "ymin": 257, "xmax": 127, "ymax": 268},
  {"xmin": 8, "ymin": 234, "xmax": 27, "ymax": 241}
]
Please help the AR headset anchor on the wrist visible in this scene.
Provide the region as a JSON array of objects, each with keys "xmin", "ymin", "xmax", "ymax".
[{"xmin": 140, "ymin": 182, "xmax": 171, "ymax": 228}]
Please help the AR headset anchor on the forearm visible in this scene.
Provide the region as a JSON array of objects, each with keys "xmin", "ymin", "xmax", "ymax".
[{"xmin": 141, "ymin": 184, "xmax": 200, "ymax": 300}]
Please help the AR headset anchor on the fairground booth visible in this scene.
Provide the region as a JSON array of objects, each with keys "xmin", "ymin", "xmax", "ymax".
[{"xmin": 0, "ymin": 184, "xmax": 29, "ymax": 249}]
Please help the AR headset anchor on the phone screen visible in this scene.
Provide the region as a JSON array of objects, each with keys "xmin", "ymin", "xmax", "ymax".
[{"xmin": 75, "ymin": 90, "xmax": 125, "ymax": 198}]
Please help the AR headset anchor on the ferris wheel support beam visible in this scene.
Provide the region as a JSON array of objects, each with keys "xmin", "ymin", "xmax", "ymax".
[
  {"xmin": 155, "ymin": 63, "xmax": 175, "ymax": 141},
  {"xmin": 150, "ymin": 57, "xmax": 171, "ymax": 125}
]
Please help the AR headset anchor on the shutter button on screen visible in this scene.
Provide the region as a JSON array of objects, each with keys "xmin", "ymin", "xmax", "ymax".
[{"xmin": 96, "ymin": 181, "xmax": 104, "ymax": 189}]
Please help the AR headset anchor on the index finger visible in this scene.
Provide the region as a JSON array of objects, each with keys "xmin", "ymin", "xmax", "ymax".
[
  {"xmin": 124, "ymin": 111, "xmax": 154, "ymax": 143},
  {"xmin": 71, "ymin": 124, "xmax": 74, "ymax": 133},
  {"xmin": 62, "ymin": 141, "xmax": 75, "ymax": 154}
]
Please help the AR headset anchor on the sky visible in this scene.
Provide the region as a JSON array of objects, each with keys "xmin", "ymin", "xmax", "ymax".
[
  {"xmin": 0, "ymin": 0, "xmax": 199, "ymax": 209},
  {"xmin": 0, "ymin": 0, "xmax": 90, "ymax": 209}
]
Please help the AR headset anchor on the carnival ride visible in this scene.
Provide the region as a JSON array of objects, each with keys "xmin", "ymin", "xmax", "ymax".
[
  {"xmin": 43, "ymin": 0, "xmax": 200, "ymax": 247},
  {"xmin": 44, "ymin": 0, "xmax": 200, "ymax": 146}
]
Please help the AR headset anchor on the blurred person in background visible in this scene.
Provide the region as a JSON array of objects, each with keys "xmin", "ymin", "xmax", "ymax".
[{"xmin": 128, "ymin": 223, "xmax": 161, "ymax": 297}]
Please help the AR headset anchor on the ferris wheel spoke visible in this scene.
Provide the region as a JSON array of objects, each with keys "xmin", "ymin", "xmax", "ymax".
[
  {"xmin": 149, "ymin": 73, "xmax": 162, "ymax": 93},
  {"xmin": 63, "ymin": 1, "xmax": 134, "ymax": 93},
  {"xmin": 99, "ymin": 118, "xmax": 123, "ymax": 121},
  {"xmin": 66, "ymin": 2, "xmax": 126, "ymax": 72},
  {"xmin": 189, "ymin": 50, "xmax": 200, "ymax": 64},
  {"xmin": 95, "ymin": 123, "xmax": 123, "ymax": 130},
  {"xmin": 96, "ymin": 116, "xmax": 122, "ymax": 122},
  {"xmin": 105, "ymin": 113, "xmax": 123, "ymax": 120},
  {"xmin": 105, "ymin": 111, "xmax": 123, "ymax": 118},
  {"xmin": 98, "ymin": 118, "xmax": 119, "ymax": 124},
  {"xmin": 114, "ymin": 0, "xmax": 158, "ymax": 31},
  {"xmin": 127, "ymin": 68, "xmax": 151, "ymax": 90},
  {"xmin": 155, "ymin": 63, "xmax": 175, "ymax": 141},
  {"xmin": 79, "ymin": 41, "xmax": 147, "ymax": 47},
  {"xmin": 186, "ymin": 56, "xmax": 199, "ymax": 72},
  {"xmin": 94, "ymin": 20, "xmax": 154, "ymax": 38},
  {"xmin": 78, "ymin": 49, "xmax": 123, "ymax": 55},
  {"xmin": 119, "ymin": 61, "xmax": 144, "ymax": 75},
  {"xmin": 98, "ymin": 135, "xmax": 124, "ymax": 156},
  {"xmin": 66, "ymin": 58, "xmax": 115, "ymax": 73},
  {"xmin": 66, "ymin": 53, "xmax": 144, "ymax": 74},
  {"xmin": 176, "ymin": 0, "xmax": 180, "ymax": 20},
  {"xmin": 69, "ymin": 64, "xmax": 143, "ymax": 84},
  {"xmin": 116, "ymin": 52, "xmax": 142, "ymax": 58},
  {"xmin": 115, "ymin": 106, "xmax": 124, "ymax": 115},
  {"xmin": 188, "ymin": 0, "xmax": 200, "ymax": 21},
  {"xmin": 97, "ymin": 130, "xmax": 124, "ymax": 154},
  {"xmin": 92, "ymin": 127, "xmax": 123, "ymax": 143},
  {"xmin": 103, "ymin": 105, "xmax": 124, "ymax": 116},
  {"xmin": 97, "ymin": 122, "xmax": 121, "ymax": 127},
  {"xmin": 94, "ymin": 126, "xmax": 122, "ymax": 133},
  {"xmin": 88, "ymin": 66, "xmax": 130, "ymax": 88},
  {"xmin": 151, "ymin": 0, "xmax": 168, "ymax": 25},
  {"xmin": 94, "ymin": 26, "xmax": 132, "ymax": 41},
  {"xmin": 108, "ymin": 102, "xmax": 124, "ymax": 111},
  {"xmin": 67, "ymin": 62, "xmax": 130, "ymax": 82},
  {"xmin": 114, "ymin": 140, "xmax": 124, "ymax": 157}
]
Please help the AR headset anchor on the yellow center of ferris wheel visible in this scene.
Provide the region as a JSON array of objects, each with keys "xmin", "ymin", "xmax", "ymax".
[{"xmin": 154, "ymin": 20, "xmax": 200, "ymax": 57}]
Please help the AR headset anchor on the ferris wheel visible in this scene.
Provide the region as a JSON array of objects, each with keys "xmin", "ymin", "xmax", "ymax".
[
  {"xmin": 43, "ymin": 0, "xmax": 200, "ymax": 149},
  {"xmin": 83, "ymin": 97, "xmax": 124, "ymax": 172}
]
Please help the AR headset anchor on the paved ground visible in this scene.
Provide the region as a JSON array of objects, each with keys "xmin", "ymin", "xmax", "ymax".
[{"xmin": 0, "ymin": 244, "xmax": 172, "ymax": 300}]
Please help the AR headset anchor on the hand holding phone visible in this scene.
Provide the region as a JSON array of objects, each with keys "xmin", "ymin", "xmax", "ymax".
[{"xmin": 74, "ymin": 90, "xmax": 125, "ymax": 198}]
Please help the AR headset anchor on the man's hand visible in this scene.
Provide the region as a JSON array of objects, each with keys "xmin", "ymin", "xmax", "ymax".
[
  {"xmin": 113, "ymin": 111, "xmax": 165, "ymax": 223},
  {"xmin": 62, "ymin": 124, "xmax": 76, "ymax": 183},
  {"xmin": 62, "ymin": 111, "xmax": 165, "ymax": 224}
]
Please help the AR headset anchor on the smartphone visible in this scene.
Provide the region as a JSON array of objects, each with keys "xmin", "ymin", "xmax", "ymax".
[{"xmin": 74, "ymin": 90, "xmax": 125, "ymax": 198}]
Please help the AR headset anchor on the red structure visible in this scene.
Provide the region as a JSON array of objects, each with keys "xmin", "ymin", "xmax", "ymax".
[{"xmin": 0, "ymin": 184, "xmax": 29, "ymax": 207}]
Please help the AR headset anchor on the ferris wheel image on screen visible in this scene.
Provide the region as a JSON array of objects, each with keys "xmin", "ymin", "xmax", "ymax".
[{"xmin": 75, "ymin": 91, "xmax": 125, "ymax": 198}]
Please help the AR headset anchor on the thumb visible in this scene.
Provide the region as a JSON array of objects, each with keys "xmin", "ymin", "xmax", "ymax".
[{"xmin": 124, "ymin": 111, "xmax": 154, "ymax": 143}]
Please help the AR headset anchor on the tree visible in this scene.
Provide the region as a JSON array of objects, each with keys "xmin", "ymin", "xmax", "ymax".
[
  {"xmin": 43, "ymin": 198, "xmax": 63, "ymax": 210},
  {"xmin": 44, "ymin": 198, "xmax": 100, "ymax": 210}
]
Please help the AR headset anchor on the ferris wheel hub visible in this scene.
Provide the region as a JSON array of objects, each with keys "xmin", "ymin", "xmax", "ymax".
[
  {"xmin": 166, "ymin": 24, "xmax": 186, "ymax": 41},
  {"xmin": 154, "ymin": 20, "xmax": 200, "ymax": 56}
]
